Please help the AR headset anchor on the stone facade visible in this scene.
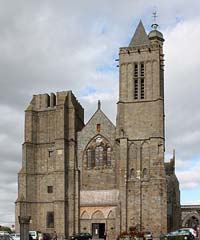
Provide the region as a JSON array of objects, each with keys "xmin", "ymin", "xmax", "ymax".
[{"xmin": 16, "ymin": 21, "xmax": 180, "ymax": 239}]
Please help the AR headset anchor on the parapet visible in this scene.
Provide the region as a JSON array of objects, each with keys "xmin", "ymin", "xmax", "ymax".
[
  {"xmin": 26, "ymin": 92, "xmax": 57, "ymax": 111},
  {"xmin": 25, "ymin": 90, "xmax": 84, "ymax": 121},
  {"xmin": 26, "ymin": 91, "xmax": 82, "ymax": 111}
]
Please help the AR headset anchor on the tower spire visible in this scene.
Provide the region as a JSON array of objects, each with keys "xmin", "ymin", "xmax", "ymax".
[{"xmin": 129, "ymin": 20, "xmax": 150, "ymax": 47}]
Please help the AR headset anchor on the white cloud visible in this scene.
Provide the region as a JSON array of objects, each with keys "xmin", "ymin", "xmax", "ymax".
[
  {"xmin": 177, "ymin": 164, "xmax": 200, "ymax": 189},
  {"xmin": 165, "ymin": 18, "xmax": 200, "ymax": 167},
  {"xmin": 183, "ymin": 200, "xmax": 200, "ymax": 205}
]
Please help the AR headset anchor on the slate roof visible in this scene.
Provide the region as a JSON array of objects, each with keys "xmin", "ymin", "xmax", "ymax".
[{"xmin": 129, "ymin": 20, "xmax": 150, "ymax": 47}]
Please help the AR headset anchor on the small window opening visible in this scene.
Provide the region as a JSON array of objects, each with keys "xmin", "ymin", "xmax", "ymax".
[
  {"xmin": 52, "ymin": 94, "xmax": 56, "ymax": 106},
  {"xmin": 143, "ymin": 168, "xmax": 147, "ymax": 178},
  {"xmin": 46, "ymin": 212, "xmax": 54, "ymax": 228},
  {"xmin": 97, "ymin": 124, "xmax": 101, "ymax": 132},
  {"xmin": 134, "ymin": 64, "xmax": 138, "ymax": 77},
  {"xmin": 141, "ymin": 78, "xmax": 145, "ymax": 99},
  {"xmin": 140, "ymin": 63, "xmax": 144, "ymax": 77},
  {"xmin": 48, "ymin": 150, "xmax": 54, "ymax": 158},
  {"xmin": 47, "ymin": 95, "xmax": 50, "ymax": 107},
  {"xmin": 47, "ymin": 186, "xmax": 53, "ymax": 193},
  {"xmin": 134, "ymin": 79, "xmax": 138, "ymax": 99},
  {"xmin": 130, "ymin": 168, "xmax": 135, "ymax": 178}
]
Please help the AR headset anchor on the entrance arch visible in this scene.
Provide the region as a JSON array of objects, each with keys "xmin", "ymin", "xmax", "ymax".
[{"xmin": 182, "ymin": 212, "xmax": 200, "ymax": 227}]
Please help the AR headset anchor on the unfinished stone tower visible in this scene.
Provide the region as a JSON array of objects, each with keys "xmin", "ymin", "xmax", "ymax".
[{"xmin": 15, "ymin": 91, "xmax": 84, "ymax": 237}]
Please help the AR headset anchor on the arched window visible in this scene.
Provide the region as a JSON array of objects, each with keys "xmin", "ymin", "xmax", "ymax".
[
  {"xmin": 130, "ymin": 168, "xmax": 135, "ymax": 179},
  {"xmin": 143, "ymin": 168, "xmax": 147, "ymax": 178},
  {"xmin": 46, "ymin": 212, "xmax": 54, "ymax": 228},
  {"xmin": 85, "ymin": 135, "xmax": 112, "ymax": 169}
]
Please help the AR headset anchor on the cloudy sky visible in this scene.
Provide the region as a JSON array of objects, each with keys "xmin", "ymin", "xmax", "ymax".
[{"xmin": 1, "ymin": 0, "xmax": 200, "ymax": 227}]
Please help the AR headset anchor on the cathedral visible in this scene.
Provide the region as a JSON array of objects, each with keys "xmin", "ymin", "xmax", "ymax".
[{"xmin": 15, "ymin": 21, "xmax": 181, "ymax": 239}]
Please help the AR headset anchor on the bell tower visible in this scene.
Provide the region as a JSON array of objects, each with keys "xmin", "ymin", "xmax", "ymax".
[
  {"xmin": 116, "ymin": 20, "xmax": 167, "ymax": 237},
  {"xmin": 117, "ymin": 20, "xmax": 165, "ymax": 139}
]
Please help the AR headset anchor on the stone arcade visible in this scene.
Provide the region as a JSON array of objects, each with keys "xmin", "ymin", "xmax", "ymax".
[{"xmin": 16, "ymin": 21, "xmax": 180, "ymax": 239}]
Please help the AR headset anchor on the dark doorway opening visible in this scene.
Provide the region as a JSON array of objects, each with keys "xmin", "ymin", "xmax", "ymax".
[{"xmin": 92, "ymin": 223, "xmax": 105, "ymax": 239}]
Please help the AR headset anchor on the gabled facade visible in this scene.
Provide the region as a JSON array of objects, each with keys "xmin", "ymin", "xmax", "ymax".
[{"xmin": 16, "ymin": 21, "xmax": 180, "ymax": 239}]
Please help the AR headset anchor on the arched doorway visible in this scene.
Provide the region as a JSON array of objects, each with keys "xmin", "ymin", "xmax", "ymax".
[
  {"xmin": 92, "ymin": 210, "xmax": 105, "ymax": 239},
  {"xmin": 182, "ymin": 213, "xmax": 200, "ymax": 228}
]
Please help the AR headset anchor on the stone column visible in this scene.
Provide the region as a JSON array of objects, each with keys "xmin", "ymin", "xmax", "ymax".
[
  {"xmin": 18, "ymin": 216, "xmax": 31, "ymax": 240},
  {"xmin": 119, "ymin": 138, "xmax": 128, "ymax": 232}
]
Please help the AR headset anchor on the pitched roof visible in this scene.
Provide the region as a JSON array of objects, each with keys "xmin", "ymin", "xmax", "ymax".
[{"xmin": 129, "ymin": 20, "xmax": 150, "ymax": 47}]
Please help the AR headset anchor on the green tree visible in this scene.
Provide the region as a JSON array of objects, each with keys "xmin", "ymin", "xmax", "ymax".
[{"xmin": 0, "ymin": 225, "xmax": 12, "ymax": 233}]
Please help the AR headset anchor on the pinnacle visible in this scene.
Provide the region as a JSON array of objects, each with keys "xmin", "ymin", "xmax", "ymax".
[{"xmin": 129, "ymin": 20, "xmax": 150, "ymax": 47}]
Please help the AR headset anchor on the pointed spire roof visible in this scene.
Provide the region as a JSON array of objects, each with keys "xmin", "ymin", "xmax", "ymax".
[{"xmin": 129, "ymin": 20, "xmax": 150, "ymax": 47}]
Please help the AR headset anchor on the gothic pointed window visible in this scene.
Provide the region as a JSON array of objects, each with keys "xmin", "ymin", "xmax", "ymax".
[{"xmin": 85, "ymin": 135, "xmax": 112, "ymax": 169}]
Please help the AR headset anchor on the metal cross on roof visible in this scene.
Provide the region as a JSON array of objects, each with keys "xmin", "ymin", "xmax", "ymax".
[
  {"xmin": 152, "ymin": 11, "xmax": 157, "ymax": 23},
  {"xmin": 151, "ymin": 11, "xmax": 159, "ymax": 30}
]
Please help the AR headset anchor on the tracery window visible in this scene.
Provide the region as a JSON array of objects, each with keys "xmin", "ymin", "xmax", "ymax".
[{"xmin": 85, "ymin": 135, "xmax": 112, "ymax": 168}]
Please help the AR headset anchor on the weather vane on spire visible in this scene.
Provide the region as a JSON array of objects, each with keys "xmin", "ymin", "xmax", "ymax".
[{"xmin": 151, "ymin": 11, "xmax": 158, "ymax": 30}]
